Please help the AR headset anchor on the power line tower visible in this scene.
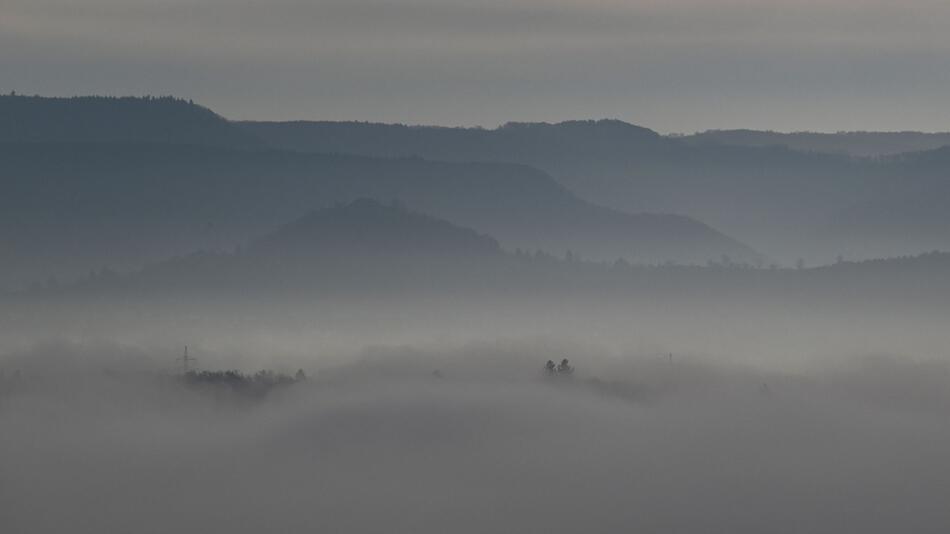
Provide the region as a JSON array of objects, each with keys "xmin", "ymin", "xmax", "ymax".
[{"xmin": 176, "ymin": 345, "xmax": 196, "ymax": 374}]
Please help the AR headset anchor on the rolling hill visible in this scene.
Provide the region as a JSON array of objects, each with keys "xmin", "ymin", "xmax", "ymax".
[
  {"xmin": 0, "ymin": 94, "xmax": 261, "ymax": 148},
  {"xmin": 48, "ymin": 201, "xmax": 950, "ymax": 308},
  {"xmin": 239, "ymin": 119, "xmax": 880, "ymax": 262},
  {"xmin": 0, "ymin": 138, "xmax": 757, "ymax": 288},
  {"xmin": 248, "ymin": 198, "xmax": 503, "ymax": 259},
  {"xmin": 242, "ymin": 118, "xmax": 950, "ymax": 263}
]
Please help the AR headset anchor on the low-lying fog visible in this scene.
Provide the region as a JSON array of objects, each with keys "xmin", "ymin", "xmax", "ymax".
[{"xmin": 4, "ymin": 332, "xmax": 950, "ymax": 533}]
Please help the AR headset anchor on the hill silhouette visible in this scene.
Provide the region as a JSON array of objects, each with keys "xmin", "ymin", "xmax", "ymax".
[
  {"xmin": 19, "ymin": 95, "xmax": 941, "ymax": 267},
  {"xmin": 0, "ymin": 94, "xmax": 260, "ymax": 148},
  {"xmin": 3, "ymin": 95, "xmax": 944, "ymax": 267},
  {"xmin": 241, "ymin": 119, "xmax": 664, "ymax": 161},
  {"xmin": 249, "ymin": 199, "xmax": 502, "ymax": 258},
  {"xmin": 38, "ymin": 95, "xmax": 950, "ymax": 279},
  {"xmin": 239, "ymin": 118, "xmax": 874, "ymax": 262},
  {"xmin": 819, "ymin": 146, "xmax": 950, "ymax": 258},
  {"xmin": 70, "ymin": 200, "xmax": 515, "ymax": 294},
  {"xmin": 243, "ymin": 118, "xmax": 950, "ymax": 263},
  {"xmin": 0, "ymin": 136, "xmax": 757, "ymax": 287},
  {"xmin": 51, "ymin": 200, "xmax": 950, "ymax": 307}
]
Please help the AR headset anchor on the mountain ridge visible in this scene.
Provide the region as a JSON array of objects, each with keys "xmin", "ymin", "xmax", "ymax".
[
  {"xmin": 0, "ymin": 140, "xmax": 759, "ymax": 288},
  {"xmin": 0, "ymin": 94, "xmax": 261, "ymax": 148},
  {"xmin": 249, "ymin": 198, "xmax": 503, "ymax": 258},
  {"xmin": 241, "ymin": 116, "xmax": 950, "ymax": 263}
]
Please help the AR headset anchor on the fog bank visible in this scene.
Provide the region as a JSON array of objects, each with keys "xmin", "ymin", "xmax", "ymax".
[{"xmin": 3, "ymin": 344, "xmax": 950, "ymax": 533}]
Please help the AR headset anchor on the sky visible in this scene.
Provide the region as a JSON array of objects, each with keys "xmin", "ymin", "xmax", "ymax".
[{"xmin": 3, "ymin": 0, "xmax": 950, "ymax": 132}]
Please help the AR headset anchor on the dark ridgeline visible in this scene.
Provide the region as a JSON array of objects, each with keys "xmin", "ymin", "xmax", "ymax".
[
  {"xmin": 237, "ymin": 119, "xmax": 864, "ymax": 230},
  {"xmin": 66, "ymin": 199, "xmax": 517, "ymax": 295},
  {"xmin": 0, "ymin": 96, "xmax": 760, "ymax": 289},
  {"xmin": 4, "ymin": 93, "xmax": 950, "ymax": 291},
  {"xmin": 241, "ymin": 118, "xmax": 950, "ymax": 262},
  {"xmin": 0, "ymin": 142, "xmax": 755, "ymax": 288},
  {"xmin": 0, "ymin": 94, "xmax": 261, "ymax": 148},
  {"xmin": 248, "ymin": 198, "xmax": 502, "ymax": 259},
  {"xmin": 239, "ymin": 119, "xmax": 667, "ymax": 163},
  {"xmin": 46, "ymin": 198, "xmax": 950, "ymax": 310}
]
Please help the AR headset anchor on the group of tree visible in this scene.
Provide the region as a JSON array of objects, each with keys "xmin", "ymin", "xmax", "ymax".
[
  {"xmin": 180, "ymin": 368, "xmax": 307, "ymax": 398},
  {"xmin": 543, "ymin": 359, "xmax": 575, "ymax": 376}
]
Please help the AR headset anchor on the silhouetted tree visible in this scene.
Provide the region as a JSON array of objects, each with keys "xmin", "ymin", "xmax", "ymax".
[
  {"xmin": 557, "ymin": 358, "xmax": 574, "ymax": 375},
  {"xmin": 182, "ymin": 368, "xmax": 299, "ymax": 398}
]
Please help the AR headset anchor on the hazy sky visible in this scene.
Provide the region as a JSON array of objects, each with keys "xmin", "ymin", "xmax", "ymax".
[{"xmin": 4, "ymin": 0, "xmax": 950, "ymax": 132}]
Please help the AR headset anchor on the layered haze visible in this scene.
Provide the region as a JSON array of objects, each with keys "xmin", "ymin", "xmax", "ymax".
[{"xmin": 5, "ymin": 1, "xmax": 950, "ymax": 530}]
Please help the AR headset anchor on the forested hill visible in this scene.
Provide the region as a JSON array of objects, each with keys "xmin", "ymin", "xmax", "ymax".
[
  {"xmin": 0, "ymin": 142, "xmax": 758, "ymax": 288},
  {"xmin": 249, "ymin": 198, "xmax": 503, "ymax": 259},
  {"xmin": 239, "ymin": 118, "xmax": 950, "ymax": 263},
  {"xmin": 48, "ymin": 203, "xmax": 950, "ymax": 306},
  {"xmin": 59, "ymin": 199, "xmax": 516, "ymax": 295},
  {"xmin": 240, "ymin": 119, "xmax": 666, "ymax": 160},
  {"xmin": 0, "ymin": 94, "xmax": 261, "ymax": 148}
]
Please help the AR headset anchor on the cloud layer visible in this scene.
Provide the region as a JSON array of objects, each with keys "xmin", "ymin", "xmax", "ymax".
[
  {"xmin": 4, "ymin": 343, "xmax": 950, "ymax": 533},
  {"xmin": 4, "ymin": 0, "xmax": 950, "ymax": 130}
]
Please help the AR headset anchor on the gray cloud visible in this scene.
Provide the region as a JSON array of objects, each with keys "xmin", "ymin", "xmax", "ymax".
[{"xmin": 3, "ymin": 1, "xmax": 950, "ymax": 131}]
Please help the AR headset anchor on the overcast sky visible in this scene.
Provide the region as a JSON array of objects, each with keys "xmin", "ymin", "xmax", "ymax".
[{"xmin": 4, "ymin": 0, "xmax": 950, "ymax": 132}]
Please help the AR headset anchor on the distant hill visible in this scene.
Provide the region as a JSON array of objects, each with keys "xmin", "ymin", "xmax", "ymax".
[
  {"xmin": 0, "ymin": 95, "xmax": 260, "ymax": 148},
  {"xmin": 101, "ymin": 199, "xmax": 512, "ymax": 294},
  {"xmin": 17, "ymin": 94, "xmax": 950, "ymax": 271},
  {"xmin": 240, "ymin": 119, "xmax": 877, "ymax": 263},
  {"xmin": 680, "ymin": 129, "xmax": 950, "ymax": 158},
  {"xmin": 0, "ymin": 141, "xmax": 757, "ymax": 288},
  {"xmin": 819, "ymin": 147, "xmax": 950, "ymax": 258},
  {"xmin": 55, "ymin": 203, "xmax": 950, "ymax": 306},
  {"xmin": 241, "ymin": 119, "xmax": 664, "ymax": 161},
  {"xmin": 8, "ymin": 95, "xmax": 944, "ymax": 265},
  {"xmin": 249, "ymin": 198, "xmax": 502, "ymax": 258},
  {"xmin": 244, "ymin": 119, "xmax": 950, "ymax": 264}
]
